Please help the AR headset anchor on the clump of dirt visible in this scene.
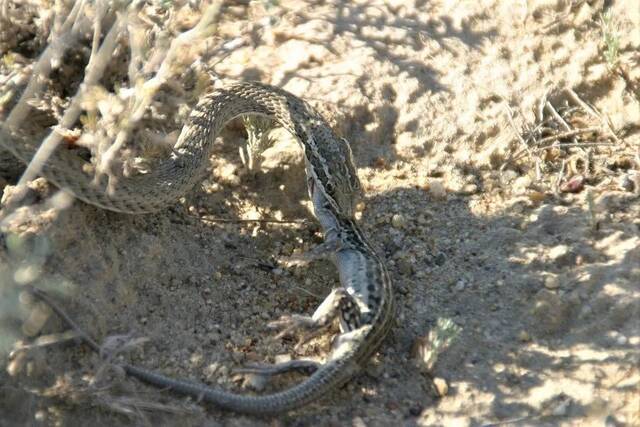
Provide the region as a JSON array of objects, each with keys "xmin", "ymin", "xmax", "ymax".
[{"xmin": 1, "ymin": 1, "xmax": 639, "ymax": 426}]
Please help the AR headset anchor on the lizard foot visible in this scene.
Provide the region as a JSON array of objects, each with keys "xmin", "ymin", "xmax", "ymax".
[
  {"xmin": 269, "ymin": 288, "xmax": 361, "ymax": 348},
  {"xmin": 279, "ymin": 240, "xmax": 341, "ymax": 267}
]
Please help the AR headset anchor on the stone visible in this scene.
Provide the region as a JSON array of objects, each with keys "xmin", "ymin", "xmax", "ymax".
[{"xmin": 432, "ymin": 377, "xmax": 448, "ymax": 396}]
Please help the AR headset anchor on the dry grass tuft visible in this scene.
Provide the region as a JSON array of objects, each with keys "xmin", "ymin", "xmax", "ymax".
[{"xmin": 503, "ymin": 87, "xmax": 636, "ymax": 194}]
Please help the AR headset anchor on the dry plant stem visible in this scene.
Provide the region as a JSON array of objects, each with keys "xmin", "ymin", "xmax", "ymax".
[
  {"xmin": 89, "ymin": 1, "xmax": 107, "ymax": 66},
  {"xmin": 535, "ymin": 127, "xmax": 605, "ymax": 145},
  {"xmin": 8, "ymin": 9, "xmax": 126, "ymax": 207},
  {"xmin": 482, "ymin": 414, "xmax": 544, "ymax": 427},
  {"xmin": 537, "ymin": 88, "xmax": 551, "ymax": 123},
  {"xmin": 3, "ymin": 0, "xmax": 85, "ymax": 128},
  {"xmin": 508, "ymin": 142, "xmax": 616, "ymax": 166},
  {"xmin": 502, "ymin": 103, "xmax": 533, "ymax": 169},
  {"xmin": 25, "ymin": 285, "xmax": 101, "ymax": 354},
  {"xmin": 538, "ymin": 141, "xmax": 615, "ymax": 151},
  {"xmin": 9, "ymin": 330, "xmax": 80, "ymax": 357},
  {"xmin": 544, "ymin": 101, "xmax": 572, "ymax": 132},
  {"xmin": 564, "ymin": 88, "xmax": 620, "ymax": 142},
  {"xmin": 95, "ymin": 395, "xmax": 202, "ymax": 416},
  {"xmin": 98, "ymin": 2, "xmax": 223, "ymax": 190},
  {"xmin": 554, "ymin": 159, "xmax": 566, "ymax": 194},
  {"xmin": 538, "ymin": 0, "xmax": 587, "ymax": 33},
  {"xmin": 200, "ymin": 217, "xmax": 309, "ymax": 225},
  {"xmin": 504, "ymin": 103, "xmax": 529, "ymax": 149}
]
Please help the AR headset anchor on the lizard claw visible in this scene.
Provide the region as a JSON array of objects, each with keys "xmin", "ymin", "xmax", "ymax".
[
  {"xmin": 268, "ymin": 314, "xmax": 331, "ymax": 349},
  {"xmin": 268, "ymin": 314, "xmax": 315, "ymax": 339}
]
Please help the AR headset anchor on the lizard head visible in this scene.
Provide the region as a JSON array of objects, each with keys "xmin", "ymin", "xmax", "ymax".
[{"xmin": 321, "ymin": 137, "xmax": 363, "ymax": 218}]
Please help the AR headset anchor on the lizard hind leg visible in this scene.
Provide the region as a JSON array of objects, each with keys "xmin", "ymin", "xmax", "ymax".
[
  {"xmin": 235, "ymin": 288, "xmax": 362, "ymax": 381},
  {"xmin": 269, "ymin": 288, "xmax": 362, "ymax": 348}
]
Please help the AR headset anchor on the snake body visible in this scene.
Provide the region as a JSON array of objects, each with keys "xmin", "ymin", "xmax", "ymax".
[{"xmin": 1, "ymin": 82, "xmax": 360, "ymax": 216}]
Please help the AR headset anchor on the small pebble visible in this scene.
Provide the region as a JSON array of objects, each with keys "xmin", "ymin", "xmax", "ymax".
[
  {"xmin": 391, "ymin": 213, "xmax": 407, "ymax": 229},
  {"xmin": 560, "ymin": 175, "xmax": 585, "ymax": 193},
  {"xmin": 616, "ymin": 335, "xmax": 628, "ymax": 345},
  {"xmin": 518, "ymin": 330, "xmax": 531, "ymax": 342},
  {"xmin": 7, "ymin": 352, "xmax": 27, "ymax": 376},
  {"xmin": 274, "ymin": 354, "xmax": 292, "ymax": 364},
  {"xmin": 501, "ymin": 170, "xmax": 518, "ymax": 184},
  {"xmin": 527, "ymin": 190, "xmax": 546, "ymax": 202},
  {"xmin": 432, "ymin": 377, "xmax": 448, "ymax": 396},
  {"xmin": 397, "ymin": 257, "xmax": 414, "ymax": 275},
  {"xmin": 428, "ymin": 180, "xmax": 447, "ymax": 200},
  {"xmin": 454, "ymin": 280, "xmax": 466, "ymax": 292},
  {"xmin": 462, "ymin": 183, "xmax": 478, "ymax": 194},
  {"xmin": 544, "ymin": 274, "xmax": 560, "ymax": 290},
  {"xmin": 242, "ymin": 373, "xmax": 268, "ymax": 391},
  {"xmin": 551, "ymin": 395, "xmax": 572, "ymax": 416},
  {"xmin": 203, "ymin": 362, "xmax": 220, "ymax": 379},
  {"xmin": 372, "ymin": 156, "xmax": 387, "ymax": 168},
  {"xmin": 618, "ymin": 172, "xmax": 639, "ymax": 193},
  {"xmin": 513, "ymin": 176, "xmax": 532, "ymax": 194}
]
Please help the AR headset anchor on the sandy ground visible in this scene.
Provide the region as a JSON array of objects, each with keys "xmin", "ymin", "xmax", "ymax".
[{"xmin": 1, "ymin": 0, "xmax": 639, "ymax": 426}]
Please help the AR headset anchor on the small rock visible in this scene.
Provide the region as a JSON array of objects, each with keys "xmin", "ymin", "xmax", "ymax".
[
  {"xmin": 218, "ymin": 365, "xmax": 230, "ymax": 377},
  {"xmin": 417, "ymin": 213, "xmax": 431, "ymax": 225},
  {"xmin": 544, "ymin": 274, "xmax": 560, "ymax": 290},
  {"xmin": 518, "ymin": 330, "xmax": 531, "ymax": 342},
  {"xmin": 427, "ymin": 179, "xmax": 447, "ymax": 200},
  {"xmin": 501, "ymin": 170, "xmax": 518, "ymax": 185},
  {"xmin": 560, "ymin": 175, "xmax": 585, "ymax": 193},
  {"xmin": 548, "ymin": 245, "xmax": 576, "ymax": 267},
  {"xmin": 513, "ymin": 176, "xmax": 532, "ymax": 194},
  {"xmin": 353, "ymin": 416, "xmax": 367, "ymax": 427},
  {"xmin": 203, "ymin": 362, "xmax": 220, "ymax": 380},
  {"xmin": 34, "ymin": 410, "xmax": 47, "ymax": 422},
  {"xmin": 397, "ymin": 257, "xmax": 414, "ymax": 275},
  {"xmin": 618, "ymin": 171, "xmax": 640, "ymax": 193},
  {"xmin": 408, "ymin": 404, "xmax": 423, "ymax": 416},
  {"xmin": 549, "ymin": 393, "xmax": 572, "ymax": 416},
  {"xmin": 274, "ymin": 354, "xmax": 292, "ymax": 364},
  {"xmin": 606, "ymin": 331, "xmax": 628, "ymax": 346},
  {"xmin": 530, "ymin": 290, "xmax": 570, "ymax": 336},
  {"xmin": 462, "ymin": 183, "xmax": 478, "ymax": 194},
  {"xmin": 6, "ymin": 352, "xmax": 27, "ymax": 377},
  {"xmin": 391, "ymin": 213, "xmax": 407, "ymax": 229},
  {"xmin": 242, "ymin": 372, "xmax": 268, "ymax": 391},
  {"xmin": 527, "ymin": 190, "xmax": 546, "ymax": 202},
  {"xmin": 25, "ymin": 351, "xmax": 48, "ymax": 378},
  {"xmin": 454, "ymin": 280, "xmax": 466, "ymax": 292},
  {"xmin": 372, "ymin": 156, "xmax": 387, "ymax": 168},
  {"xmin": 432, "ymin": 377, "xmax": 448, "ymax": 397}
]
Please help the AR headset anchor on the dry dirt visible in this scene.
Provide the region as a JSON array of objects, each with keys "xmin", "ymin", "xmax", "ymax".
[{"xmin": 1, "ymin": 1, "xmax": 639, "ymax": 426}]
